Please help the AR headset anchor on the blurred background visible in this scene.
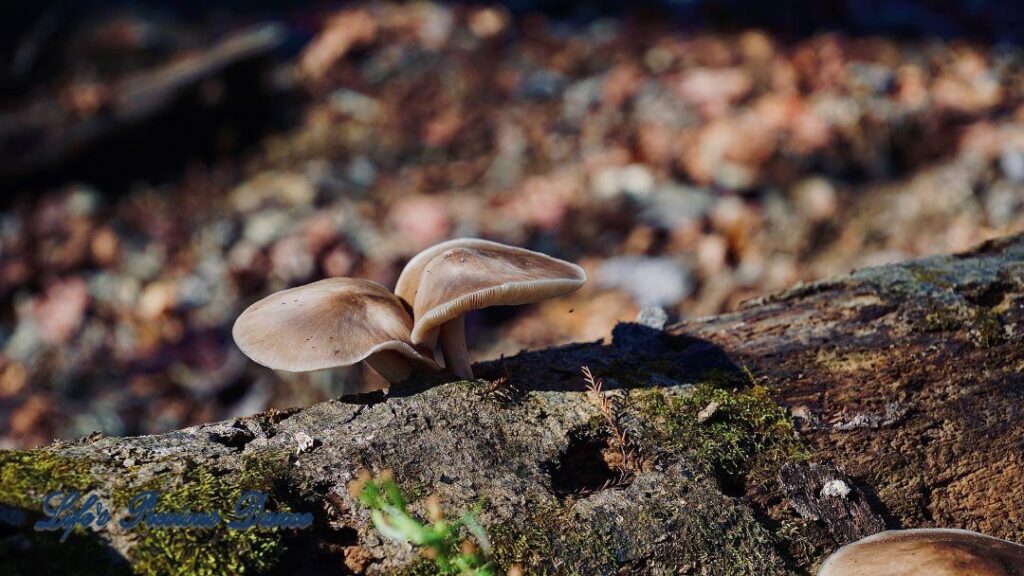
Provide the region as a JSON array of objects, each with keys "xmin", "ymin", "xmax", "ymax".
[{"xmin": 2, "ymin": 1, "xmax": 1024, "ymax": 448}]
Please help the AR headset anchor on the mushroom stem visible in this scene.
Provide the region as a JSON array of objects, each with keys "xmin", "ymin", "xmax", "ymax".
[
  {"xmin": 439, "ymin": 316, "xmax": 474, "ymax": 380},
  {"xmin": 365, "ymin": 350, "xmax": 413, "ymax": 383},
  {"xmin": 424, "ymin": 330, "xmax": 445, "ymax": 368}
]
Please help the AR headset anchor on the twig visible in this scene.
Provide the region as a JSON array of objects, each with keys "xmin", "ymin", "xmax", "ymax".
[
  {"xmin": 581, "ymin": 366, "xmax": 647, "ymax": 479},
  {"xmin": 482, "ymin": 356, "xmax": 520, "ymax": 403}
]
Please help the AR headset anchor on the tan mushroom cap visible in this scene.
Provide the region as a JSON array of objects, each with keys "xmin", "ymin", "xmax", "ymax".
[
  {"xmin": 818, "ymin": 529, "xmax": 1024, "ymax": 576},
  {"xmin": 232, "ymin": 278, "xmax": 433, "ymax": 373},
  {"xmin": 395, "ymin": 238, "xmax": 587, "ymax": 344}
]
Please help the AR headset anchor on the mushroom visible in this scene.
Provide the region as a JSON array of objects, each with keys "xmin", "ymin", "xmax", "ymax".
[
  {"xmin": 232, "ymin": 278, "xmax": 437, "ymax": 390},
  {"xmin": 395, "ymin": 238, "xmax": 586, "ymax": 379},
  {"xmin": 818, "ymin": 529, "xmax": 1024, "ymax": 576}
]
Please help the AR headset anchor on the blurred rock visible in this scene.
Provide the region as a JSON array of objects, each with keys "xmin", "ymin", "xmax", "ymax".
[
  {"xmin": 564, "ymin": 76, "xmax": 604, "ymax": 121},
  {"xmin": 10, "ymin": 394, "xmax": 53, "ymax": 440},
  {"xmin": 388, "ymin": 195, "xmax": 451, "ymax": 251},
  {"xmin": 0, "ymin": 362, "xmax": 27, "ymax": 399},
  {"xmin": 90, "ymin": 227, "xmax": 121, "ymax": 266},
  {"xmin": 243, "ymin": 209, "xmax": 293, "ymax": 248},
  {"xmin": 739, "ymin": 30, "xmax": 774, "ymax": 61},
  {"xmin": 231, "ymin": 172, "xmax": 318, "ymax": 212},
  {"xmin": 603, "ymin": 63, "xmax": 642, "ymax": 109},
  {"xmin": 846, "ymin": 62, "xmax": 894, "ymax": 95},
  {"xmin": 520, "ymin": 69, "xmax": 566, "ymax": 101},
  {"xmin": 710, "ymin": 196, "xmax": 760, "ymax": 254},
  {"xmin": 33, "ymin": 277, "xmax": 90, "ymax": 345},
  {"xmin": 592, "ymin": 164, "xmax": 655, "ymax": 200},
  {"xmin": 677, "ymin": 68, "xmax": 752, "ymax": 117},
  {"xmin": 506, "ymin": 174, "xmax": 576, "ymax": 231},
  {"xmin": 596, "ymin": 256, "xmax": 692, "ymax": 308},
  {"xmin": 346, "ymin": 155, "xmax": 378, "ymax": 188},
  {"xmin": 138, "ymin": 280, "xmax": 177, "ymax": 319},
  {"xmin": 468, "ymin": 6, "xmax": 509, "ymax": 39},
  {"xmin": 1000, "ymin": 150, "xmax": 1024, "ymax": 183},
  {"xmin": 122, "ymin": 243, "xmax": 166, "ymax": 281},
  {"xmin": 792, "ymin": 177, "xmax": 838, "ymax": 222},
  {"xmin": 228, "ymin": 241, "xmax": 267, "ymax": 276},
  {"xmin": 300, "ymin": 9, "xmax": 378, "ymax": 82},
  {"xmin": 640, "ymin": 185, "xmax": 715, "ymax": 229},
  {"xmin": 696, "ymin": 234, "xmax": 729, "ymax": 279},
  {"xmin": 270, "ymin": 236, "xmax": 316, "ymax": 282},
  {"xmin": 329, "ymin": 90, "xmax": 382, "ymax": 123},
  {"xmin": 983, "ymin": 183, "xmax": 1023, "ymax": 228},
  {"xmin": 635, "ymin": 307, "xmax": 668, "ymax": 330},
  {"xmin": 321, "ymin": 245, "xmax": 358, "ymax": 278},
  {"xmin": 683, "ymin": 114, "xmax": 776, "ymax": 187},
  {"xmin": 407, "ymin": 2, "xmax": 454, "ymax": 51}
]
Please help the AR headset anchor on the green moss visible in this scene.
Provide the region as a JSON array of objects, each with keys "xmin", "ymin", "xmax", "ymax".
[
  {"xmin": 116, "ymin": 450, "xmax": 293, "ymax": 576},
  {"xmin": 906, "ymin": 266, "xmax": 953, "ymax": 290},
  {"xmin": 633, "ymin": 382, "xmax": 807, "ymax": 489},
  {"xmin": 238, "ymin": 449, "xmax": 292, "ymax": 492},
  {"xmin": 488, "ymin": 505, "xmax": 605, "ymax": 576},
  {"xmin": 489, "ymin": 492, "xmax": 790, "ymax": 575},
  {"xmin": 0, "ymin": 448, "xmax": 296, "ymax": 576},
  {"xmin": 970, "ymin": 307, "xmax": 1003, "ymax": 348},
  {"xmin": 922, "ymin": 303, "xmax": 1003, "ymax": 348},
  {"xmin": 489, "ymin": 520, "xmax": 547, "ymax": 573},
  {"xmin": 674, "ymin": 502, "xmax": 790, "ymax": 575},
  {"xmin": 0, "ymin": 450, "xmax": 98, "ymax": 509},
  {"xmin": 924, "ymin": 306, "xmax": 962, "ymax": 332}
]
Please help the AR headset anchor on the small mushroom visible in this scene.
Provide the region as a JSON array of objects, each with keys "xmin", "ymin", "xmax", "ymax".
[
  {"xmin": 395, "ymin": 238, "xmax": 586, "ymax": 379},
  {"xmin": 819, "ymin": 529, "xmax": 1024, "ymax": 576},
  {"xmin": 232, "ymin": 278, "xmax": 436, "ymax": 389}
]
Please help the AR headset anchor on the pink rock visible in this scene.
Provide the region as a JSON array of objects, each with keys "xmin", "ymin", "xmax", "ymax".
[
  {"xmin": 138, "ymin": 280, "xmax": 177, "ymax": 320},
  {"xmin": 677, "ymin": 68, "xmax": 753, "ymax": 117},
  {"xmin": 468, "ymin": 6, "xmax": 509, "ymax": 39},
  {"xmin": 301, "ymin": 214, "xmax": 340, "ymax": 256},
  {"xmin": 321, "ymin": 245, "xmax": 357, "ymax": 278},
  {"xmin": 300, "ymin": 9, "xmax": 378, "ymax": 81},
  {"xmin": 270, "ymin": 236, "xmax": 316, "ymax": 282},
  {"xmin": 792, "ymin": 177, "xmax": 838, "ymax": 222},
  {"xmin": 33, "ymin": 277, "xmax": 90, "ymax": 344},
  {"xmin": 423, "ymin": 108, "xmax": 463, "ymax": 148},
  {"xmin": 389, "ymin": 195, "xmax": 451, "ymax": 251},
  {"xmin": 739, "ymin": 31, "xmax": 775, "ymax": 61},
  {"xmin": 696, "ymin": 234, "xmax": 729, "ymax": 279},
  {"xmin": 506, "ymin": 174, "xmax": 575, "ymax": 231},
  {"xmin": 682, "ymin": 113, "xmax": 775, "ymax": 185},
  {"xmin": 604, "ymin": 63, "xmax": 642, "ymax": 109}
]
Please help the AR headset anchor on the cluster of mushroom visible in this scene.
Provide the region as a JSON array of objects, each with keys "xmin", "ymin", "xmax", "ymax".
[
  {"xmin": 819, "ymin": 528, "xmax": 1024, "ymax": 576},
  {"xmin": 232, "ymin": 238, "xmax": 586, "ymax": 391}
]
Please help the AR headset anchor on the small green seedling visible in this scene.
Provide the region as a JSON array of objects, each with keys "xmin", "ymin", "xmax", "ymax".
[{"xmin": 350, "ymin": 471, "xmax": 507, "ymax": 576}]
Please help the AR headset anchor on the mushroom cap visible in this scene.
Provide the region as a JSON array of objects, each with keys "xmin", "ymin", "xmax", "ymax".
[
  {"xmin": 395, "ymin": 238, "xmax": 586, "ymax": 344},
  {"xmin": 818, "ymin": 529, "xmax": 1024, "ymax": 576},
  {"xmin": 232, "ymin": 278, "xmax": 433, "ymax": 372}
]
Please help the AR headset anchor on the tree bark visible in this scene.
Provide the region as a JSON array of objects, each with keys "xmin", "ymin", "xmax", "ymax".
[{"xmin": 1, "ymin": 234, "xmax": 1022, "ymax": 576}]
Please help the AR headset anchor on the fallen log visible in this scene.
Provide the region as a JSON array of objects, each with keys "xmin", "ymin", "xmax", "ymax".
[{"xmin": 1, "ymin": 234, "xmax": 1022, "ymax": 575}]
